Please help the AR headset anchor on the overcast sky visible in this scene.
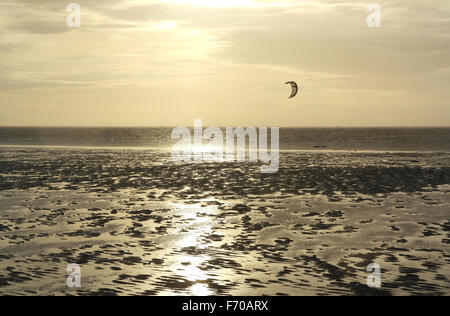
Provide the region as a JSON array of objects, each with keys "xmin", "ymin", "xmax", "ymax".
[{"xmin": 0, "ymin": 0, "xmax": 449, "ymax": 126}]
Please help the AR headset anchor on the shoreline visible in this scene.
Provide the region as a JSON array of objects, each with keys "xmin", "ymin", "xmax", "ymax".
[{"xmin": 1, "ymin": 144, "xmax": 449, "ymax": 154}]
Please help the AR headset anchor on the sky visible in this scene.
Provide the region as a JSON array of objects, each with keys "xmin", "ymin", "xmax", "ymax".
[{"xmin": 0, "ymin": 0, "xmax": 449, "ymax": 127}]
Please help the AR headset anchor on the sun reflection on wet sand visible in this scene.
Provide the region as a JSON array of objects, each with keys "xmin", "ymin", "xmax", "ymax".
[
  {"xmin": 189, "ymin": 283, "xmax": 215, "ymax": 296},
  {"xmin": 164, "ymin": 201, "xmax": 221, "ymax": 296}
]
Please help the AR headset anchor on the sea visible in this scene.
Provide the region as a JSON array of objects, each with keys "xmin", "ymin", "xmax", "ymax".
[{"xmin": 0, "ymin": 127, "xmax": 449, "ymax": 152}]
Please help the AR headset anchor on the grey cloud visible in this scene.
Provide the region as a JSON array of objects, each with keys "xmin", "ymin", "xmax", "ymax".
[
  {"xmin": 9, "ymin": 20, "xmax": 72, "ymax": 34},
  {"xmin": 213, "ymin": 1, "xmax": 450, "ymax": 78},
  {"xmin": 0, "ymin": 78, "xmax": 89, "ymax": 91},
  {"xmin": 0, "ymin": 42, "xmax": 19, "ymax": 53}
]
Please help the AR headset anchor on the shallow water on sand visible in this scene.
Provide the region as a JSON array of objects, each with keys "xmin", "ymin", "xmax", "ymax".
[{"xmin": 0, "ymin": 148, "xmax": 449, "ymax": 296}]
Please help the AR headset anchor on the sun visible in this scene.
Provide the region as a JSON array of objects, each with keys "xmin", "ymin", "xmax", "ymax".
[{"xmin": 167, "ymin": 0, "xmax": 254, "ymax": 7}]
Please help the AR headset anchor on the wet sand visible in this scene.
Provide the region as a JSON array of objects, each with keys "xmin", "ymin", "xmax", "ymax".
[{"xmin": 0, "ymin": 148, "xmax": 449, "ymax": 295}]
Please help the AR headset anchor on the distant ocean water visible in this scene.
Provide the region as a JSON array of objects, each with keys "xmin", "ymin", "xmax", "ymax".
[{"xmin": 0, "ymin": 127, "xmax": 449, "ymax": 152}]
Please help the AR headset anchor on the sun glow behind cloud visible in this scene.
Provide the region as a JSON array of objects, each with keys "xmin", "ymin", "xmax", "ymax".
[
  {"xmin": 167, "ymin": 0, "xmax": 254, "ymax": 7},
  {"xmin": 164, "ymin": 0, "xmax": 299, "ymax": 8},
  {"xmin": 155, "ymin": 20, "xmax": 178, "ymax": 30}
]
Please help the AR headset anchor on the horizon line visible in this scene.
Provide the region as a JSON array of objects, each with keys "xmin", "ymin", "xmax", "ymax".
[{"xmin": 0, "ymin": 125, "xmax": 449, "ymax": 129}]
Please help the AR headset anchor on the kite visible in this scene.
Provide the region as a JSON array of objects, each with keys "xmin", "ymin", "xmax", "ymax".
[{"xmin": 285, "ymin": 81, "xmax": 298, "ymax": 99}]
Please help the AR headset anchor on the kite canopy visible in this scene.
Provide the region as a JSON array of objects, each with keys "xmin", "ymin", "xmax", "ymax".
[{"xmin": 285, "ymin": 81, "xmax": 298, "ymax": 98}]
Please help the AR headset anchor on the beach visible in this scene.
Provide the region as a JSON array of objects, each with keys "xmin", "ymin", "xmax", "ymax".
[
  {"xmin": 0, "ymin": 146, "xmax": 449, "ymax": 295},
  {"xmin": 2, "ymin": 0, "xmax": 450, "ymax": 299}
]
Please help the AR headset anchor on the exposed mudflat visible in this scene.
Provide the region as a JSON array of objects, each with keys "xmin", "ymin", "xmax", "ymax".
[{"xmin": 0, "ymin": 148, "xmax": 449, "ymax": 295}]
